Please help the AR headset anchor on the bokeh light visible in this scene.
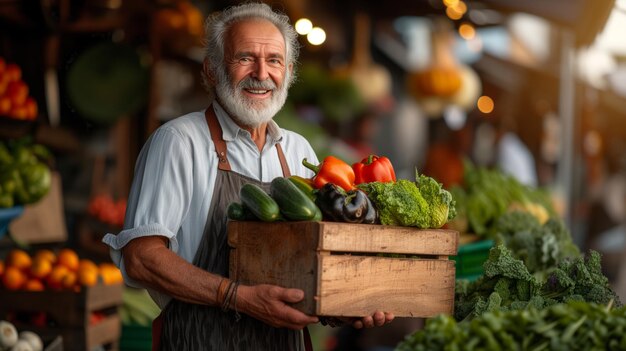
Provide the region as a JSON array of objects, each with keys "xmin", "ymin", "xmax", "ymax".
[
  {"xmin": 477, "ymin": 95, "xmax": 494, "ymax": 113},
  {"xmin": 295, "ymin": 18, "xmax": 313, "ymax": 35},
  {"xmin": 307, "ymin": 27, "xmax": 326, "ymax": 45}
]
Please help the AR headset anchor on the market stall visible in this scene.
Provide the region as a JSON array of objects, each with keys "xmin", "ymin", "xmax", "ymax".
[{"xmin": 2, "ymin": 0, "xmax": 626, "ymax": 350}]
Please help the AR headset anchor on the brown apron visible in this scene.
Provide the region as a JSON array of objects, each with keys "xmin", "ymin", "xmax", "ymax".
[{"xmin": 151, "ymin": 107, "xmax": 314, "ymax": 350}]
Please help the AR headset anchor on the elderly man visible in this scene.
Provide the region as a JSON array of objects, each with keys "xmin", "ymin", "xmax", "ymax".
[{"xmin": 103, "ymin": 3, "xmax": 393, "ymax": 350}]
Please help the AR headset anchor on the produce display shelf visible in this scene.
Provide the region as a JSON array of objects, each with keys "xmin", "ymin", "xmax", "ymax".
[
  {"xmin": 451, "ymin": 239, "xmax": 494, "ymax": 280},
  {"xmin": 0, "ymin": 283, "xmax": 123, "ymax": 351}
]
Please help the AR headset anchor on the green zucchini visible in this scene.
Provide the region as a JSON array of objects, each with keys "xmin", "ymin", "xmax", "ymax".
[
  {"xmin": 288, "ymin": 175, "xmax": 316, "ymax": 201},
  {"xmin": 239, "ymin": 183, "xmax": 281, "ymax": 222},
  {"xmin": 227, "ymin": 202, "xmax": 256, "ymax": 221},
  {"xmin": 270, "ymin": 177, "xmax": 320, "ymax": 221}
]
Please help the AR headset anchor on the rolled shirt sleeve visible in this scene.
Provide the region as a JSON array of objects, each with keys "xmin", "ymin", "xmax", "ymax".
[{"xmin": 102, "ymin": 126, "xmax": 194, "ymax": 287}]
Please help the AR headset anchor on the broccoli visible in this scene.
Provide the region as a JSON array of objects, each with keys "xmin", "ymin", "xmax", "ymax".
[{"xmin": 357, "ymin": 172, "xmax": 456, "ymax": 228}]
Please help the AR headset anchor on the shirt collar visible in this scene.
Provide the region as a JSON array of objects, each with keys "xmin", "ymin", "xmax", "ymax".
[{"xmin": 212, "ymin": 101, "xmax": 283, "ymax": 144}]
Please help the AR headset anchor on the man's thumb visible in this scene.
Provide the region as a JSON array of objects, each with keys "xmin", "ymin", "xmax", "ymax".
[{"xmin": 284, "ymin": 289, "xmax": 305, "ymax": 303}]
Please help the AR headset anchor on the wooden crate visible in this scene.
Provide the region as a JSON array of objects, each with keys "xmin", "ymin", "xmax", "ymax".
[
  {"xmin": 228, "ymin": 221, "xmax": 458, "ymax": 318},
  {"xmin": 0, "ymin": 283, "xmax": 123, "ymax": 351}
]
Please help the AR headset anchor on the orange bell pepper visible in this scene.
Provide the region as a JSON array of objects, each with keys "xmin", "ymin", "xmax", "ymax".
[
  {"xmin": 302, "ymin": 156, "xmax": 355, "ymax": 191},
  {"xmin": 352, "ymin": 155, "xmax": 396, "ymax": 185}
]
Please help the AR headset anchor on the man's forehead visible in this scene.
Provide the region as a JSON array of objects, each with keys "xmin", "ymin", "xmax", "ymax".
[{"xmin": 226, "ymin": 19, "xmax": 286, "ymax": 54}]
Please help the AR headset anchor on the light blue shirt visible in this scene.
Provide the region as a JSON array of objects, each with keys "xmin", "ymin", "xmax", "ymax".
[{"xmin": 102, "ymin": 102, "xmax": 318, "ymax": 307}]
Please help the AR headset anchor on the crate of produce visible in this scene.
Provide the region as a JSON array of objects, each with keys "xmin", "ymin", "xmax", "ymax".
[
  {"xmin": 451, "ymin": 239, "xmax": 494, "ymax": 280},
  {"xmin": 0, "ymin": 283, "xmax": 123, "ymax": 351},
  {"xmin": 228, "ymin": 221, "xmax": 458, "ymax": 318}
]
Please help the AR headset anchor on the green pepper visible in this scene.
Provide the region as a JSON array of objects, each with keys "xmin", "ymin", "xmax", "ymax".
[
  {"xmin": 0, "ymin": 143, "xmax": 13, "ymax": 165},
  {"xmin": 315, "ymin": 183, "xmax": 377, "ymax": 223}
]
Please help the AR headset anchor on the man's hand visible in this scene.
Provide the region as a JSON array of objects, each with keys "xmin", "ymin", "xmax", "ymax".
[
  {"xmin": 237, "ymin": 284, "xmax": 319, "ymax": 330},
  {"xmin": 321, "ymin": 311, "xmax": 395, "ymax": 329},
  {"xmin": 351, "ymin": 311, "xmax": 394, "ymax": 329}
]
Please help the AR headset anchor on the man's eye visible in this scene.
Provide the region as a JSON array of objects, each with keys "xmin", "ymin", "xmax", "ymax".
[
  {"xmin": 238, "ymin": 57, "xmax": 254, "ymax": 65},
  {"xmin": 268, "ymin": 59, "xmax": 283, "ymax": 66}
]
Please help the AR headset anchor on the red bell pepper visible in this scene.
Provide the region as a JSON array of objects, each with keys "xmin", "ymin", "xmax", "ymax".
[
  {"xmin": 352, "ymin": 155, "xmax": 396, "ymax": 184},
  {"xmin": 302, "ymin": 156, "xmax": 355, "ymax": 191}
]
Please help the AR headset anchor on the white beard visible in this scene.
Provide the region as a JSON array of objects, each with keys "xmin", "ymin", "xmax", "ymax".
[{"xmin": 215, "ymin": 68, "xmax": 290, "ymax": 128}]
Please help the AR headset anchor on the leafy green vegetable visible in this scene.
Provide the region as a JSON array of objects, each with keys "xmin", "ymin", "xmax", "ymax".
[
  {"xmin": 358, "ymin": 179, "xmax": 429, "ymax": 227},
  {"xmin": 415, "ymin": 171, "xmax": 457, "ymax": 227},
  {"xmin": 398, "ymin": 300, "xmax": 626, "ymax": 351},
  {"xmin": 453, "ymin": 161, "xmax": 557, "ymax": 237},
  {"xmin": 541, "ymin": 251, "xmax": 622, "ymax": 306},
  {"xmin": 491, "ymin": 211, "xmax": 580, "ymax": 279},
  {"xmin": 357, "ymin": 171, "xmax": 456, "ymax": 228},
  {"xmin": 454, "ymin": 245, "xmax": 622, "ymax": 321},
  {"xmin": 0, "ymin": 139, "xmax": 53, "ymax": 207}
]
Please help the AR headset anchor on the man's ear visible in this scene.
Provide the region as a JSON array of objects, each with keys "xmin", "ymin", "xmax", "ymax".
[{"xmin": 203, "ymin": 58, "xmax": 215, "ymax": 85}]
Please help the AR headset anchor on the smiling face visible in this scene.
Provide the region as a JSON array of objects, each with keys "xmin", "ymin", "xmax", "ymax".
[{"xmin": 214, "ymin": 19, "xmax": 291, "ymax": 128}]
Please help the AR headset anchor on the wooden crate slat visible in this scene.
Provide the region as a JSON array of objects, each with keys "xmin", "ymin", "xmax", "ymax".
[
  {"xmin": 316, "ymin": 255, "xmax": 455, "ymax": 317},
  {"xmin": 318, "ymin": 222, "xmax": 459, "ymax": 255},
  {"xmin": 87, "ymin": 314, "xmax": 122, "ymax": 348},
  {"xmin": 86, "ymin": 284, "xmax": 124, "ymax": 310}
]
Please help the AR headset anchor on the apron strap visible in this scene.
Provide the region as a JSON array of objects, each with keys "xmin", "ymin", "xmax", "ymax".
[
  {"xmin": 205, "ymin": 106, "xmax": 291, "ymax": 177},
  {"xmin": 276, "ymin": 143, "xmax": 291, "ymax": 178},
  {"xmin": 303, "ymin": 326, "xmax": 314, "ymax": 351},
  {"xmin": 205, "ymin": 106, "xmax": 232, "ymax": 171},
  {"xmin": 152, "ymin": 312, "xmax": 164, "ymax": 351}
]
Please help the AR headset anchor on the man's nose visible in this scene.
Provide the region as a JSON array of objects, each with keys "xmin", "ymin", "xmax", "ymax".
[{"xmin": 251, "ymin": 59, "xmax": 269, "ymax": 81}]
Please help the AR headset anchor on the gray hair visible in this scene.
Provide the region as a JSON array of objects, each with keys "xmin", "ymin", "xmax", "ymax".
[{"xmin": 202, "ymin": 2, "xmax": 300, "ymax": 95}]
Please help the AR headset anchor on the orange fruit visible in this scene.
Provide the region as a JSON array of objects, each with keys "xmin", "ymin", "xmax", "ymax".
[
  {"xmin": 2, "ymin": 266, "xmax": 26, "ymax": 290},
  {"xmin": 78, "ymin": 267, "xmax": 98, "ymax": 287},
  {"xmin": 61, "ymin": 271, "xmax": 77, "ymax": 290},
  {"xmin": 57, "ymin": 249, "xmax": 79, "ymax": 271},
  {"xmin": 24, "ymin": 279, "xmax": 45, "ymax": 291},
  {"xmin": 30, "ymin": 258, "xmax": 53, "ymax": 280},
  {"xmin": 79, "ymin": 259, "xmax": 98, "ymax": 273},
  {"xmin": 78, "ymin": 259, "xmax": 99, "ymax": 287},
  {"xmin": 99, "ymin": 263, "xmax": 123, "ymax": 285},
  {"xmin": 47, "ymin": 265, "xmax": 69, "ymax": 290},
  {"xmin": 6, "ymin": 249, "xmax": 32, "ymax": 271},
  {"xmin": 34, "ymin": 249, "xmax": 56, "ymax": 265}
]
